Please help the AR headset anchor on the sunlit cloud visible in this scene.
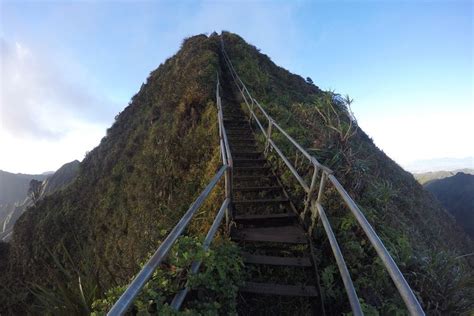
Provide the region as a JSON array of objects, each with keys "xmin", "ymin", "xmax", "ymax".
[
  {"xmin": 0, "ymin": 38, "xmax": 116, "ymax": 140},
  {"xmin": 0, "ymin": 38, "xmax": 118, "ymax": 173}
]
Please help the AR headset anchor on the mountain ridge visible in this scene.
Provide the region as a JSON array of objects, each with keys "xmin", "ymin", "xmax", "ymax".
[
  {"xmin": 425, "ymin": 172, "xmax": 474, "ymax": 238},
  {"xmin": 0, "ymin": 160, "xmax": 80, "ymax": 241},
  {"xmin": 413, "ymin": 168, "xmax": 474, "ymax": 185}
]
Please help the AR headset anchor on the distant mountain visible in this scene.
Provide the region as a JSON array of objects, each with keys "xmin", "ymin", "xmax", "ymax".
[
  {"xmin": 414, "ymin": 168, "xmax": 474, "ymax": 185},
  {"xmin": 425, "ymin": 172, "xmax": 474, "ymax": 238},
  {"xmin": 0, "ymin": 161, "xmax": 80, "ymax": 241},
  {"xmin": 404, "ymin": 157, "xmax": 474, "ymax": 173},
  {"xmin": 0, "ymin": 171, "xmax": 48, "ymax": 205}
]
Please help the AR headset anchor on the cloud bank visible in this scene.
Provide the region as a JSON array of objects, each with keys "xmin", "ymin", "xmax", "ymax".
[
  {"xmin": 0, "ymin": 38, "xmax": 116, "ymax": 140},
  {"xmin": 0, "ymin": 38, "xmax": 118, "ymax": 173}
]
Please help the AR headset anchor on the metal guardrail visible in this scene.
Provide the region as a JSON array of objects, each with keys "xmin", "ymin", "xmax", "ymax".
[
  {"xmin": 107, "ymin": 75, "xmax": 233, "ymax": 315},
  {"xmin": 220, "ymin": 37, "xmax": 424, "ymax": 316}
]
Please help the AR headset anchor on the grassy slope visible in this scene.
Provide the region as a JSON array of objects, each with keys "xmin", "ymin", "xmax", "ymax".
[
  {"xmin": 221, "ymin": 31, "xmax": 473, "ymax": 314},
  {"xmin": 1, "ymin": 34, "xmax": 223, "ymax": 313}
]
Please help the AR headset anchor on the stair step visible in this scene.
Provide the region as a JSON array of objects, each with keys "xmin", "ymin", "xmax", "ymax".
[
  {"xmin": 226, "ymin": 126, "xmax": 248, "ymax": 129},
  {"xmin": 224, "ymin": 117, "xmax": 247, "ymax": 120},
  {"xmin": 227, "ymin": 133, "xmax": 253, "ymax": 137},
  {"xmin": 234, "ymin": 159, "xmax": 266, "ymax": 166},
  {"xmin": 233, "ymin": 175, "xmax": 277, "ymax": 180},
  {"xmin": 234, "ymin": 198, "xmax": 289, "ymax": 204},
  {"xmin": 229, "ymin": 140, "xmax": 256, "ymax": 144},
  {"xmin": 235, "ymin": 212, "xmax": 296, "ymax": 222},
  {"xmin": 228, "ymin": 139, "xmax": 255, "ymax": 143},
  {"xmin": 232, "ymin": 225, "xmax": 307, "ymax": 244},
  {"xmin": 232, "ymin": 151, "xmax": 263, "ymax": 155},
  {"xmin": 234, "ymin": 185, "xmax": 281, "ymax": 191},
  {"xmin": 231, "ymin": 145, "xmax": 258, "ymax": 149},
  {"xmin": 240, "ymin": 282, "xmax": 317, "ymax": 297},
  {"xmin": 242, "ymin": 252, "xmax": 312, "ymax": 267},
  {"xmin": 234, "ymin": 166, "xmax": 269, "ymax": 171}
]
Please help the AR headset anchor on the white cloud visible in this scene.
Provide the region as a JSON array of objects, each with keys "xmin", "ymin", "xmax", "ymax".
[
  {"xmin": 0, "ymin": 38, "xmax": 116, "ymax": 140},
  {"xmin": 357, "ymin": 106, "xmax": 474, "ymax": 166},
  {"xmin": 0, "ymin": 38, "xmax": 117, "ymax": 173}
]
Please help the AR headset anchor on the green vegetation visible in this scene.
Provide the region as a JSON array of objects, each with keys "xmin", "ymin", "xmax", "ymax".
[
  {"xmin": 92, "ymin": 237, "xmax": 244, "ymax": 315},
  {"xmin": 0, "ymin": 34, "xmax": 225, "ymax": 313}
]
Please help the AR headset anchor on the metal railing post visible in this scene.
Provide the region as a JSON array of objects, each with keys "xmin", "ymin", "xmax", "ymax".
[
  {"xmin": 225, "ymin": 160, "xmax": 233, "ymax": 227},
  {"xmin": 302, "ymin": 164, "xmax": 319, "ymax": 219},
  {"xmin": 310, "ymin": 171, "xmax": 328, "ymax": 232},
  {"xmin": 264, "ymin": 119, "xmax": 273, "ymax": 156}
]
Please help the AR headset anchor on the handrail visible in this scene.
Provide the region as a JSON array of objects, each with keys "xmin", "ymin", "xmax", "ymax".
[
  {"xmin": 220, "ymin": 36, "xmax": 424, "ymax": 316},
  {"xmin": 108, "ymin": 74, "xmax": 233, "ymax": 315},
  {"xmin": 170, "ymin": 198, "xmax": 231, "ymax": 309}
]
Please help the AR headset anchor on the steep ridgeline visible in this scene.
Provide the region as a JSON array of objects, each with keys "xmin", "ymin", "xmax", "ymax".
[
  {"xmin": 0, "ymin": 171, "xmax": 49, "ymax": 241},
  {"xmin": 0, "ymin": 170, "xmax": 48, "ymax": 207},
  {"xmin": 0, "ymin": 171, "xmax": 50, "ymax": 205},
  {"xmin": 425, "ymin": 172, "xmax": 474, "ymax": 239},
  {"xmin": 1, "ymin": 32, "xmax": 473, "ymax": 315},
  {"xmin": 0, "ymin": 160, "xmax": 80, "ymax": 241},
  {"xmin": 220, "ymin": 32, "xmax": 472, "ymax": 314},
  {"xmin": 1, "ymin": 34, "xmax": 222, "ymax": 313}
]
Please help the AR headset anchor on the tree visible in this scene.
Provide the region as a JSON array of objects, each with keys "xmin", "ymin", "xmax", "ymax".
[{"xmin": 306, "ymin": 77, "xmax": 314, "ymax": 85}]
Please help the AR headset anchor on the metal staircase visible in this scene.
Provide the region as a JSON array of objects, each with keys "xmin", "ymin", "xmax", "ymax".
[
  {"xmin": 219, "ymin": 70, "xmax": 320, "ymax": 314},
  {"xmin": 107, "ymin": 36, "xmax": 425, "ymax": 316}
]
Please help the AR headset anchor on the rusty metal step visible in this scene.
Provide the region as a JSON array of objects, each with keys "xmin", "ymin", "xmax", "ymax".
[
  {"xmin": 227, "ymin": 133, "xmax": 253, "ymax": 137},
  {"xmin": 240, "ymin": 282, "xmax": 317, "ymax": 297},
  {"xmin": 229, "ymin": 138, "xmax": 256, "ymax": 142},
  {"xmin": 234, "ymin": 212, "xmax": 297, "ymax": 223},
  {"xmin": 224, "ymin": 116, "xmax": 247, "ymax": 120},
  {"xmin": 234, "ymin": 198, "xmax": 290, "ymax": 205},
  {"xmin": 232, "ymin": 151, "xmax": 263, "ymax": 155},
  {"xmin": 230, "ymin": 142, "xmax": 255, "ymax": 147},
  {"xmin": 232, "ymin": 225, "xmax": 306, "ymax": 244},
  {"xmin": 234, "ymin": 166, "xmax": 270, "ymax": 171},
  {"xmin": 241, "ymin": 252, "xmax": 312, "ymax": 267},
  {"xmin": 234, "ymin": 185, "xmax": 281, "ymax": 191},
  {"xmin": 233, "ymin": 175, "xmax": 277, "ymax": 181},
  {"xmin": 233, "ymin": 153, "xmax": 264, "ymax": 159},
  {"xmin": 234, "ymin": 158, "xmax": 266, "ymax": 166},
  {"xmin": 229, "ymin": 146, "xmax": 258, "ymax": 149}
]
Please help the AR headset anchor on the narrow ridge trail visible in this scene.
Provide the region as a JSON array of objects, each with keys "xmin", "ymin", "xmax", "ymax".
[{"xmin": 219, "ymin": 63, "xmax": 323, "ymax": 315}]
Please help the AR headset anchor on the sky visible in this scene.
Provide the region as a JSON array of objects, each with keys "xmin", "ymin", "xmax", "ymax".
[{"xmin": 0, "ymin": 0, "xmax": 473, "ymax": 174}]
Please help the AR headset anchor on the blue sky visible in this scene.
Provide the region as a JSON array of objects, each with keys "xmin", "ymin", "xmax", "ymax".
[{"xmin": 0, "ymin": 0, "xmax": 472, "ymax": 173}]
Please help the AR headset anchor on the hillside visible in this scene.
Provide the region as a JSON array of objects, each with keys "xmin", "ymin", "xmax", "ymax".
[
  {"xmin": 1, "ymin": 32, "xmax": 472, "ymax": 314},
  {"xmin": 425, "ymin": 172, "xmax": 474, "ymax": 238},
  {"xmin": 1, "ymin": 34, "xmax": 222, "ymax": 314},
  {"xmin": 0, "ymin": 160, "xmax": 80, "ymax": 241}
]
